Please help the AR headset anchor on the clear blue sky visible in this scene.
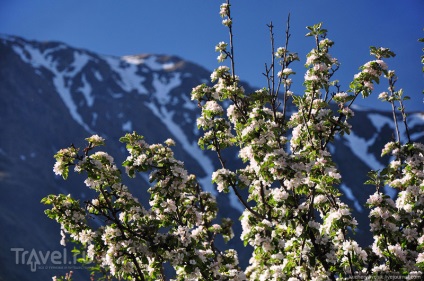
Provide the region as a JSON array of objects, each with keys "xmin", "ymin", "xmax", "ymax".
[{"xmin": 1, "ymin": 0, "xmax": 423, "ymax": 111}]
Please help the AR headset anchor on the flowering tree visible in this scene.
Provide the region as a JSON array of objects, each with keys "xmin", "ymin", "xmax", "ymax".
[{"xmin": 43, "ymin": 1, "xmax": 424, "ymax": 280}]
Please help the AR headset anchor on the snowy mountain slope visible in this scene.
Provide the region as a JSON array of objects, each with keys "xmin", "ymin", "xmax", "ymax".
[{"xmin": 0, "ymin": 34, "xmax": 423, "ymax": 280}]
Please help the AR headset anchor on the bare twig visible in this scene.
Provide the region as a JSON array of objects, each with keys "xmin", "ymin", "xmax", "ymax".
[{"xmin": 226, "ymin": 0, "xmax": 236, "ymax": 79}]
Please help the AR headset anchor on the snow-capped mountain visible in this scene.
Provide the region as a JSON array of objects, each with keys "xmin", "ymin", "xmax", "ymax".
[{"xmin": 0, "ymin": 35, "xmax": 423, "ymax": 280}]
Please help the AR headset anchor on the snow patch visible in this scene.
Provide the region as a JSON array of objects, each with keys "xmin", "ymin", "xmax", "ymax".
[
  {"xmin": 139, "ymin": 173, "xmax": 150, "ymax": 185},
  {"xmin": 182, "ymin": 94, "xmax": 197, "ymax": 110},
  {"xmin": 183, "ymin": 112, "xmax": 192, "ymax": 123},
  {"xmin": 193, "ymin": 122, "xmax": 200, "ymax": 136},
  {"xmin": 368, "ymin": 113, "xmax": 393, "ymax": 133},
  {"xmin": 384, "ymin": 186, "xmax": 397, "ymax": 199},
  {"xmin": 122, "ymin": 55, "xmax": 175, "ymax": 71},
  {"xmin": 79, "ymin": 75, "xmax": 94, "ymax": 107},
  {"xmin": 110, "ymin": 92, "xmax": 124, "ymax": 99},
  {"xmin": 327, "ymin": 143, "xmax": 335, "ymax": 155},
  {"xmin": 408, "ymin": 113, "xmax": 424, "ymax": 140},
  {"xmin": 162, "ymin": 62, "xmax": 175, "ymax": 71},
  {"xmin": 106, "ymin": 56, "xmax": 148, "ymax": 95},
  {"xmin": 68, "ymin": 52, "xmax": 90, "ymax": 75},
  {"xmin": 93, "ymin": 70, "xmax": 103, "ymax": 81},
  {"xmin": 143, "ymin": 56, "xmax": 164, "ymax": 71},
  {"xmin": 122, "ymin": 55, "xmax": 144, "ymax": 65},
  {"xmin": 345, "ymin": 131, "xmax": 384, "ymax": 171},
  {"xmin": 340, "ymin": 184, "xmax": 363, "ymax": 212},
  {"xmin": 351, "ymin": 104, "xmax": 365, "ymax": 111},
  {"xmin": 408, "ymin": 112, "xmax": 424, "ymax": 127},
  {"xmin": 44, "ymin": 45, "xmax": 68, "ymax": 57},
  {"xmin": 122, "ymin": 121, "xmax": 132, "ymax": 132},
  {"xmin": 152, "ymin": 72, "xmax": 182, "ymax": 105}
]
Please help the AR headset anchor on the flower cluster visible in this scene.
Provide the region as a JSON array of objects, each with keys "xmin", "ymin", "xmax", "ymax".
[
  {"xmin": 350, "ymin": 59, "xmax": 389, "ymax": 97},
  {"xmin": 220, "ymin": 2, "xmax": 232, "ymax": 27},
  {"xmin": 215, "ymin": 41, "xmax": 228, "ymax": 62},
  {"xmin": 44, "ymin": 132, "xmax": 245, "ymax": 280},
  {"xmin": 53, "ymin": 146, "xmax": 79, "ymax": 179},
  {"xmin": 366, "ymin": 142, "xmax": 424, "ymax": 275}
]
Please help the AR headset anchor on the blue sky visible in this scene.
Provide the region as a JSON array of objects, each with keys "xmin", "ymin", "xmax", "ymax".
[{"xmin": 1, "ymin": 0, "xmax": 423, "ymax": 111}]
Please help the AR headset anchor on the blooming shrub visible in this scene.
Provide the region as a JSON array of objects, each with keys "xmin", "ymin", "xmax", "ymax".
[{"xmin": 44, "ymin": 1, "xmax": 424, "ymax": 280}]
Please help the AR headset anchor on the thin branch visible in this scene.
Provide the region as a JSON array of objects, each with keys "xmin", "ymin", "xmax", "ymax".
[
  {"xmin": 281, "ymin": 13, "xmax": 291, "ymax": 121},
  {"xmin": 398, "ymin": 98, "xmax": 411, "ymax": 143},
  {"xmin": 390, "ymin": 101, "xmax": 401, "ymax": 144},
  {"xmin": 226, "ymin": 0, "xmax": 236, "ymax": 79},
  {"xmin": 268, "ymin": 21, "xmax": 276, "ymax": 97}
]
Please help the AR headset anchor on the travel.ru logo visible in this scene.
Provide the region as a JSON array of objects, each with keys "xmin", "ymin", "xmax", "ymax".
[{"xmin": 10, "ymin": 247, "xmax": 88, "ymax": 272}]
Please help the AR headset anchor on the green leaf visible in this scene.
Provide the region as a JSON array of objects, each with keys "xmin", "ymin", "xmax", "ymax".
[
  {"xmin": 40, "ymin": 197, "xmax": 52, "ymax": 204},
  {"xmin": 62, "ymin": 167, "xmax": 69, "ymax": 180},
  {"xmin": 119, "ymin": 136, "xmax": 129, "ymax": 143},
  {"xmin": 71, "ymin": 247, "xmax": 81, "ymax": 255}
]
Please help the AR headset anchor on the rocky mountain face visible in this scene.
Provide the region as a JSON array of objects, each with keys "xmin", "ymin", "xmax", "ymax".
[{"xmin": 0, "ymin": 35, "xmax": 423, "ymax": 280}]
